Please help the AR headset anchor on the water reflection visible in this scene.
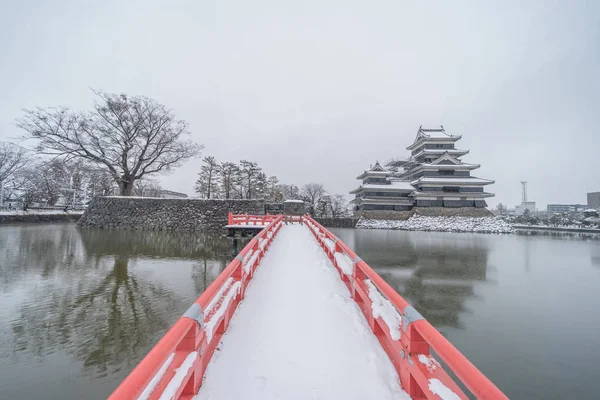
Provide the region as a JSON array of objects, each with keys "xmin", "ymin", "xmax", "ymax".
[
  {"xmin": 336, "ymin": 229, "xmax": 489, "ymax": 329},
  {"xmin": 0, "ymin": 224, "xmax": 241, "ymax": 399}
]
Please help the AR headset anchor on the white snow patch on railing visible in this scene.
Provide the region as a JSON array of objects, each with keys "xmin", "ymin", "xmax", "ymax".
[
  {"xmin": 204, "ymin": 281, "xmax": 242, "ymax": 342},
  {"xmin": 158, "ymin": 351, "xmax": 198, "ymax": 400},
  {"xmin": 243, "ymin": 251, "xmax": 260, "ymax": 275},
  {"xmin": 334, "ymin": 252, "xmax": 354, "ymax": 275},
  {"xmin": 242, "ymin": 250, "xmax": 254, "ymax": 266},
  {"xmin": 323, "ymin": 238, "xmax": 335, "ymax": 252},
  {"xmin": 259, "ymin": 238, "xmax": 268, "ymax": 251},
  {"xmin": 418, "ymin": 354, "xmax": 440, "ymax": 372},
  {"xmin": 204, "ymin": 278, "xmax": 234, "ymax": 316},
  {"xmin": 138, "ymin": 352, "xmax": 175, "ymax": 400},
  {"xmin": 428, "ymin": 378, "xmax": 461, "ymax": 400},
  {"xmin": 365, "ymin": 280, "xmax": 402, "ymax": 340}
]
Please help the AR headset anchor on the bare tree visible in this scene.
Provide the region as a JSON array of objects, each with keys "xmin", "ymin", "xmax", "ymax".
[
  {"xmin": 14, "ymin": 160, "xmax": 67, "ymax": 209},
  {"xmin": 330, "ymin": 194, "xmax": 347, "ymax": 218},
  {"xmin": 0, "ymin": 142, "xmax": 28, "ymax": 182},
  {"xmin": 16, "ymin": 90, "xmax": 202, "ymax": 196},
  {"xmin": 281, "ymin": 184, "xmax": 300, "ymax": 200},
  {"xmin": 218, "ymin": 162, "xmax": 238, "ymax": 199},
  {"xmin": 266, "ymin": 176, "xmax": 283, "ymax": 202},
  {"xmin": 87, "ymin": 168, "xmax": 116, "ymax": 197},
  {"xmin": 301, "ymin": 183, "xmax": 325, "ymax": 215},
  {"xmin": 239, "ymin": 160, "xmax": 262, "ymax": 199},
  {"xmin": 495, "ymin": 202, "xmax": 507, "ymax": 215},
  {"xmin": 194, "ymin": 156, "xmax": 219, "ymax": 199}
]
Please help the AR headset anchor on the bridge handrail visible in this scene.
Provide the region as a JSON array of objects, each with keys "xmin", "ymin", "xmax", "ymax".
[
  {"xmin": 227, "ymin": 212, "xmax": 280, "ymax": 225},
  {"xmin": 109, "ymin": 216, "xmax": 284, "ymax": 400},
  {"xmin": 303, "ymin": 215, "xmax": 508, "ymax": 400}
]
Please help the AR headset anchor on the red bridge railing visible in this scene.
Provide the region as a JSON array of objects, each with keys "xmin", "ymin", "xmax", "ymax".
[
  {"xmin": 303, "ymin": 215, "xmax": 508, "ymax": 400},
  {"xmin": 227, "ymin": 212, "xmax": 279, "ymax": 226},
  {"xmin": 111, "ymin": 214, "xmax": 507, "ymax": 400},
  {"xmin": 108, "ymin": 216, "xmax": 284, "ymax": 400}
]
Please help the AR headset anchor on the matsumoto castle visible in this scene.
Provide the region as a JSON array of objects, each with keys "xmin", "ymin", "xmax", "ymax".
[{"xmin": 351, "ymin": 126, "xmax": 494, "ymax": 211}]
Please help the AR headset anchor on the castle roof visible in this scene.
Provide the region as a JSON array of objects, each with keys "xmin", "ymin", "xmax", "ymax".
[{"xmin": 406, "ymin": 126, "xmax": 462, "ymax": 150}]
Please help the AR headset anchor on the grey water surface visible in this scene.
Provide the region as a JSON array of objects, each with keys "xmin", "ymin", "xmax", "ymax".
[{"xmin": 1, "ymin": 224, "xmax": 599, "ymax": 399}]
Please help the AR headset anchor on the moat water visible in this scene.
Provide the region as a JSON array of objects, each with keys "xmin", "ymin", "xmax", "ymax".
[{"xmin": 1, "ymin": 224, "xmax": 599, "ymax": 399}]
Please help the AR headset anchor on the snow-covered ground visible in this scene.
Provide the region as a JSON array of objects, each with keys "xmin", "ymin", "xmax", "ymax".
[
  {"xmin": 196, "ymin": 224, "xmax": 410, "ymax": 400},
  {"xmin": 0, "ymin": 210, "xmax": 84, "ymax": 216},
  {"xmin": 356, "ymin": 215, "xmax": 515, "ymax": 234}
]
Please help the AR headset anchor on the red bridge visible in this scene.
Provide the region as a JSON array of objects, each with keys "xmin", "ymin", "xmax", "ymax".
[{"xmin": 109, "ymin": 215, "xmax": 508, "ymax": 400}]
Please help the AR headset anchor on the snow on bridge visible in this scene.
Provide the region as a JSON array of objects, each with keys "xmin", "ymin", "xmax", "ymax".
[
  {"xmin": 196, "ymin": 224, "xmax": 410, "ymax": 399},
  {"xmin": 110, "ymin": 215, "xmax": 507, "ymax": 400}
]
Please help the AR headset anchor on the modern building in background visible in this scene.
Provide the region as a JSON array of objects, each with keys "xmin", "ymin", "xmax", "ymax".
[
  {"xmin": 587, "ymin": 192, "xmax": 600, "ymax": 208},
  {"xmin": 547, "ymin": 204, "xmax": 586, "ymax": 213},
  {"xmin": 159, "ymin": 190, "xmax": 188, "ymax": 199},
  {"xmin": 515, "ymin": 202, "xmax": 536, "ymax": 215},
  {"xmin": 351, "ymin": 126, "xmax": 494, "ymax": 211}
]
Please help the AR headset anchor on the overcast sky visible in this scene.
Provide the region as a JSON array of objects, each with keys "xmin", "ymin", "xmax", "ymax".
[{"xmin": 1, "ymin": 0, "xmax": 598, "ymax": 208}]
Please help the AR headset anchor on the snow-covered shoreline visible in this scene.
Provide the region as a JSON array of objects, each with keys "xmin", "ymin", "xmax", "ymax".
[{"xmin": 356, "ymin": 215, "xmax": 515, "ymax": 234}]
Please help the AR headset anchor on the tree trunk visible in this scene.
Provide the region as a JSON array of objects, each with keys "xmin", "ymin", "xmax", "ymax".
[{"xmin": 119, "ymin": 179, "xmax": 135, "ymax": 196}]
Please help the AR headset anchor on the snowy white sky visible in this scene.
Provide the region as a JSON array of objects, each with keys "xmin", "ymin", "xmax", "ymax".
[{"xmin": 1, "ymin": 0, "xmax": 599, "ymax": 208}]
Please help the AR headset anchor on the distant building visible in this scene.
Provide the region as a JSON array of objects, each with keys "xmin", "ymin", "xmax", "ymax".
[
  {"xmin": 587, "ymin": 192, "xmax": 600, "ymax": 208},
  {"xmin": 159, "ymin": 190, "xmax": 188, "ymax": 199},
  {"xmin": 351, "ymin": 126, "xmax": 494, "ymax": 210},
  {"xmin": 515, "ymin": 202, "xmax": 536, "ymax": 215},
  {"xmin": 547, "ymin": 204, "xmax": 586, "ymax": 213}
]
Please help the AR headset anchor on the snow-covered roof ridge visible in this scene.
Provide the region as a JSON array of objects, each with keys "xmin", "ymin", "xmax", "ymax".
[
  {"xmin": 370, "ymin": 161, "xmax": 387, "ymax": 172},
  {"xmin": 356, "ymin": 162, "xmax": 393, "ymax": 179},
  {"xmin": 418, "ymin": 126, "xmax": 461, "ymax": 139},
  {"xmin": 431, "ymin": 152, "xmax": 462, "ymax": 165}
]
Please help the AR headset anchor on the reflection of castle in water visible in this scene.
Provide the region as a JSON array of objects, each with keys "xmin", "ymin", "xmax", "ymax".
[{"xmin": 354, "ymin": 231, "xmax": 489, "ymax": 329}]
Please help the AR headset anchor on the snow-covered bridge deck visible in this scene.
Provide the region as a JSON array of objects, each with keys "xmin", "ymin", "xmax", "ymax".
[
  {"xmin": 197, "ymin": 224, "xmax": 410, "ymax": 399},
  {"xmin": 109, "ymin": 215, "xmax": 507, "ymax": 400}
]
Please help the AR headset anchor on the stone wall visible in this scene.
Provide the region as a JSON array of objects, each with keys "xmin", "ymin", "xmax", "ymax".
[
  {"xmin": 0, "ymin": 212, "xmax": 83, "ymax": 225},
  {"xmin": 314, "ymin": 218, "xmax": 358, "ymax": 228},
  {"xmin": 78, "ymin": 197, "xmax": 265, "ymax": 231}
]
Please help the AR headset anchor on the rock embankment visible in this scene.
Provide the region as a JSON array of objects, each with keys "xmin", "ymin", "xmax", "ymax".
[
  {"xmin": 78, "ymin": 197, "xmax": 265, "ymax": 231},
  {"xmin": 356, "ymin": 214, "xmax": 514, "ymax": 234}
]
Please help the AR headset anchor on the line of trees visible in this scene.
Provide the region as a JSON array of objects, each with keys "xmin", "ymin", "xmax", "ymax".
[
  {"xmin": 3, "ymin": 89, "xmax": 350, "ymax": 216},
  {"xmin": 194, "ymin": 156, "xmax": 348, "ymax": 218},
  {"xmin": 1, "ymin": 141, "xmax": 170, "ymax": 209}
]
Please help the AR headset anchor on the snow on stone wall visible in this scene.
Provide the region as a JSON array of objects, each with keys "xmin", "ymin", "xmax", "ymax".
[
  {"xmin": 78, "ymin": 197, "xmax": 265, "ymax": 231},
  {"xmin": 356, "ymin": 215, "xmax": 514, "ymax": 234}
]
